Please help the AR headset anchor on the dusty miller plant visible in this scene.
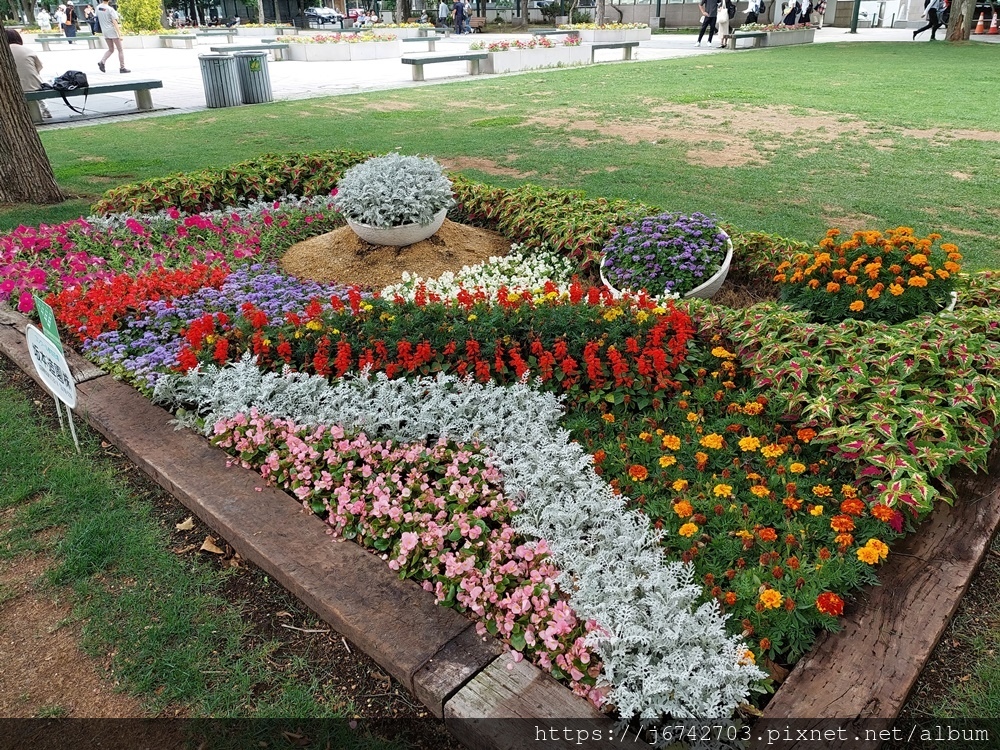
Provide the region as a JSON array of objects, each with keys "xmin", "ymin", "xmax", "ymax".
[
  {"xmin": 155, "ymin": 358, "xmax": 765, "ymax": 720},
  {"xmin": 332, "ymin": 152, "xmax": 455, "ymax": 228}
]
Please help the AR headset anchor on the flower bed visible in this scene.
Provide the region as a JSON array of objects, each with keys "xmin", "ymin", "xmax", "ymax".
[
  {"xmin": 4, "ymin": 157, "xmax": 1000, "ymax": 727},
  {"xmin": 555, "ymin": 23, "xmax": 651, "ymax": 43},
  {"xmin": 286, "ymin": 33, "xmax": 401, "ymax": 61},
  {"xmin": 737, "ymin": 23, "xmax": 816, "ymax": 46}
]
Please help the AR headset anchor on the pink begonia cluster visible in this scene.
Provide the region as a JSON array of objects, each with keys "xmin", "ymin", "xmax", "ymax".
[{"xmin": 212, "ymin": 409, "xmax": 606, "ymax": 705}]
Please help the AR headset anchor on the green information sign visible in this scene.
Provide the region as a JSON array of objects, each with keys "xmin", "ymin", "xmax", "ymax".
[{"xmin": 32, "ymin": 294, "xmax": 63, "ymax": 352}]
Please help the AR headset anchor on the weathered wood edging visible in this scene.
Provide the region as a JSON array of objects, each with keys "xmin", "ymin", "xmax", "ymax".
[{"xmin": 3, "ymin": 304, "xmax": 1000, "ymax": 747}]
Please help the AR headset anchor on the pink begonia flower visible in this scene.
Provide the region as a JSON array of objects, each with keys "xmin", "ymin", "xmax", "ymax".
[{"xmin": 17, "ymin": 291, "xmax": 34, "ymax": 313}]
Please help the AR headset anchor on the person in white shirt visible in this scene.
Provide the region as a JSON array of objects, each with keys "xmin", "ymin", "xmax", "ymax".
[
  {"xmin": 96, "ymin": 0, "xmax": 130, "ymax": 73},
  {"xmin": 914, "ymin": 0, "xmax": 944, "ymax": 38},
  {"xmin": 37, "ymin": 8, "xmax": 53, "ymax": 30},
  {"xmin": 437, "ymin": 0, "xmax": 449, "ymax": 24},
  {"xmin": 55, "ymin": 4, "xmax": 67, "ymax": 26}
]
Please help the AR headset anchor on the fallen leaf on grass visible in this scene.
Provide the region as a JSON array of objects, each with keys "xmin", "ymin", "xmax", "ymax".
[
  {"xmin": 200, "ymin": 536, "xmax": 225, "ymax": 554},
  {"xmin": 276, "ymin": 611, "xmax": 293, "ymax": 618},
  {"xmin": 175, "ymin": 516, "xmax": 195, "ymax": 531},
  {"xmin": 172, "ymin": 544, "xmax": 197, "ymax": 555}
]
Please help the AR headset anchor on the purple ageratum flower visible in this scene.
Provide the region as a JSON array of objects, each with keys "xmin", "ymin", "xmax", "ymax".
[
  {"xmin": 83, "ymin": 263, "xmax": 360, "ymax": 391},
  {"xmin": 600, "ymin": 211, "xmax": 728, "ymax": 298}
]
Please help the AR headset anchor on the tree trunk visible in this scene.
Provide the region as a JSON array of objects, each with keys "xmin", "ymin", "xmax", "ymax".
[
  {"xmin": 0, "ymin": 26, "xmax": 65, "ymax": 206},
  {"xmin": 596, "ymin": 0, "xmax": 605, "ymax": 24},
  {"xmin": 274, "ymin": 0, "xmax": 283, "ymax": 24},
  {"xmin": 946, "ymin": 0, "xmax": 975, "ymax": 39},
  {"xmin": 257, "ymin": 0, "xmax": 265, "ymax": 23}
]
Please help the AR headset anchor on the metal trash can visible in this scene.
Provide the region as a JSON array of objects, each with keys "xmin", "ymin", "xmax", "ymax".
[
  {"xmin": 198, "ymin": 54, "xmax": 242, "ymax": 108},
  {"xmin": 233, "ymin": 51, "xmax": 273, "ymax": 104}
]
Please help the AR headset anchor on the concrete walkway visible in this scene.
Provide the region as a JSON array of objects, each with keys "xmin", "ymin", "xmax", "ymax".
[{"xmin": 27, "ymin": 26, "xmax": 977, "ymax": 130}]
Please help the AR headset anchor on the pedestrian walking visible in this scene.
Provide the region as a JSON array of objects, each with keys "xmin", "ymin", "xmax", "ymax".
[
  {"xmin": 96, "ymin": 0, "xmax": 130, "ymax": 73},
  {"xmin": 462, "ymin": 0, "xmax": 472, "ymax": 32},
  {"xmin": 696, "ymin": 0, "xmax": 719, "ymax": 45},
  {"xmin": 437, "ymin": 0, "xmax": 449, "ymax": 24},
  {"xmin": 63, "ymin": 1, "xmax": 78, "ymax": 42},
  {"xmin": 913, "ymin": 0, "xmax": 944, "ymax": 39},
  {"xmin": 745, "ymin": 0, "xmax": 765, "ymax": 24},
  {"xmin": 452, "ymin": 0, "xmax": 465, "ymax": 34},
  {"xmin": 814, "ymin": 0, "xmax": 826, "ymax": 27},
  {"xmin": 37, "ymin": 8, "xmax": 53, "ymax": 30}
]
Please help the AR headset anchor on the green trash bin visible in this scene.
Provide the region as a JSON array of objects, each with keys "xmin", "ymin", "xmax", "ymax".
[
  {"xmin": 233, "ymin": 51, "xmax": 273, "ymax": 105},
  {"xmin": 198, "ymin": 54, "xmax": 242, "ymax": 108}
]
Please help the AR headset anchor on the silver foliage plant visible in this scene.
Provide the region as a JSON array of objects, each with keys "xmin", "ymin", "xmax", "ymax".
[
  {"xmin": 154, "ymin": 357, "xmax": 765, "ymax": 720},
  {"xmin": 332, "ymin": 152, "xmax": 456, "ymax": 228}
]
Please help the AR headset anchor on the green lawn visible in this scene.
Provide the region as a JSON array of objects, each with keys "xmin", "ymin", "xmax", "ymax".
[{"xmin": 3, "ymin": 41, "xmax": 998, "ymax": 268}]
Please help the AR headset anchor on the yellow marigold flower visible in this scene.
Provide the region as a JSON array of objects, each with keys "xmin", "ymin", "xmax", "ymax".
[
  {"xmin": 841, "ymin": 484, "xmax": 859, "ymax": 499},
  {"xmin": 759, "ymin": 589, "xmax": 783, "ymax": 609},
  {"xmin": 888, "ymin": 283, "xmax": 904, "ymax": 296},
  {"xmin": 866, "ymin": 538, "xmax": 889, "ymax": 561},
  {"xmin": 639, "ymin": 431, "xmax": 653, "ymax": 442},
  {"xmin": 603, "ymin": 307, "xmax": 624, "ymax": 321},
  {"xmin": 908, "ymin": 276, "xmax": 928, "ymax": 288},
  {"xmin": 735, "ymin": 529, "xmax": 754, "ymax": 541},
  {"xmin": 662, "ymin": 435, "xmax": 681, "ymax": 450},
  {"xmin": 751, "ymin": 485, "xmax": 770, "ymax": 497},
  {"xmin": 790, "ymin": 462, "xmax": 807, "ymax": 474},
  {"xmin": 760, "ymin": 444, "xmax": 785, "ymax": 459},
  {"xmin": 810, "ymin": 505, "xmax": 824, "ymax": 516},
  {"xmin": 673, "ymin": 500, "xmax": 694, "ymax": 518},
  {"xmin": 601, "ymin": 413, "xmax": 615, "ymax": 423},
  {"xmin": 678, "ymin": 522, "xmax": 699, "ymax": 538},
  {"xmin": 713, "ymin": 483, "xmax": 734, "ymax": 498},
  {"xmin": 672, "ymin": 479, "xmax": 689, "ymax": 491},
  {"xmin": 635, "ymin": 310, "xmax": 649, "ymax": 322},
  {"xmin": 659, "ymin": 455, "xmax": 677, "ymax": 468},
  {"xmin": 742, "ymin": 402, "xmax": 764, "ymax": 416},
  {"xmin": 812, "ymin": 484, "xmax": 833, "ymax": 497},
  {"xmin": 909, "ymin": 253, "xmax": 928, "ymax": 267},
  {"xmin": 740, "ymin": 649, "xmax": 756, "ymax": 665},
  {"xmin": 738, "ymin": 436, "xmax": 761, "ymax": 452},
  {"xmin": 467, "ymin": 314, "xmax": 477, "ymax": 321},
  {"xmin": 306, "ymin": 320, "xmax": 323, "ymax": 331},
  {"xmin": 712, "ymin": 346, "xmax": 737, "ymax": 359},
  {"xmin": 700, "ymin": 433, "xmax": 725, "ymax": 450},
  {"xmin": 857, "ymin": 546, "xmax": 880, "ymax": 565},
  {"xmin": 687, "ymin": 412, "xmax": 700, "ymax": 423},
  {"xmin": 849, "ymin": 300, "xmax": 864, "ymax": 312}
]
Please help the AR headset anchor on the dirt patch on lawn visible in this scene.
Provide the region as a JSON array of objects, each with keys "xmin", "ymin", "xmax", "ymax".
[
  {"xmin": 280, "ymin": 218, "xmax": 510, "ymax": 289},
  {"xmin": 439, "ymin": 156, "xmax": 536, "ymax": 179}
]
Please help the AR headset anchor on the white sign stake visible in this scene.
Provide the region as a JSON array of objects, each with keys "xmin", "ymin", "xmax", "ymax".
[{"xmin": 26, "ymin": 324, "xmax": 80, "ymax": 453}]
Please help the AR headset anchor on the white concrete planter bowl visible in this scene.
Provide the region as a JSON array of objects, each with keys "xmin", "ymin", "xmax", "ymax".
[
  {"xmin": 346, "ymin": 208, "xmax": 448, "ymax": 247},
  {"xmin": 287, "ymin": 41, "xmax": 351, "ymax": 61},
  {"xmin": 121, "ymin": 35, "xmax": 164, "ymax": 49},
  {"xmin": 599, "ymin": 234, "xmax": 734, "ymax": 300}
]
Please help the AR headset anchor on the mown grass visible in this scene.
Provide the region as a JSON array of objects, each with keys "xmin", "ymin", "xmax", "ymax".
[
  {"xmin": 1, "ymin": 41, "xmax": 996, "ymax": 268},
  {"xmin": 0, "ymin": 367, "xmax": 403, "ymax": 747}
]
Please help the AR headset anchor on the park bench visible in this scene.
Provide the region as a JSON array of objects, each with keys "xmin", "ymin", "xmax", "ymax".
[
  {"xmin": 401, "ymin": 51, "xmax": 487, "ymax": 81},
  {"xmin": 433, "ymin": 25, "xmax": 452, "ymax": 37},
  {"xmin": 531, "ymin": 28, "xmax": 580, "ymax": 39},
  {"xmin": 401, "ymin": 36, "xmax": 437, "ymax": 51},
  {"xmin": 726, "ymin": 30, "xmax": 768, "ymax": 49},
  {"xmin": 24, "ymin": 79, "xmax": 162, "ymax": 125},
  {"xmin": 159, "ymin": 34, "xmax": 197, "ymax": 48},
  {"xmin": 39, "ymin": 36, "xmax": 104, "ymax": 51},
  {"xmin": 590, "ymin": 40, "xmax": 639, "ymax": 62},
  {"xmin": 209, "ymin": 42, "xmax": 289, "ymax": 60},
  {"xmin": 469, "ymin": 16, "xmax": 486, "ymax": 32}
]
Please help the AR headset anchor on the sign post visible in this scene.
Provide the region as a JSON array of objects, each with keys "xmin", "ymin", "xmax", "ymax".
[{"xmin": 25, "ymin": 324, "xmax": 80, "ymax": 453}]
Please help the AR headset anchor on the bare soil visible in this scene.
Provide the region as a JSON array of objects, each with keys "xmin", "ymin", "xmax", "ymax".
[{"xmin": 280, "ymin": 219, "xmax": 511, "ymax": 290}]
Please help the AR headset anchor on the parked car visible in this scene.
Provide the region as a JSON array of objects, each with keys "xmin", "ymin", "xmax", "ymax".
[{"xmin": 305, "ymin": 6, "xmax": 345, "ymax": 23}]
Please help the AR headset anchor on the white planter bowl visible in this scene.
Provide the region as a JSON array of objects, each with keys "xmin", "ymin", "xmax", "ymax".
[
  {"xmin": 600, "ymin": 234, "xmax": 734, "ymax": 300},
  {"xmin": 346, "ymin": 208, "xmax": 448, "ymax": 247}
]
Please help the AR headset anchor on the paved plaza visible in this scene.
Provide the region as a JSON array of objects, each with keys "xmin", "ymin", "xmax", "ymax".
[{"xmin": 25, "ymin": 26, "xmax": 963, "ymax": 129}]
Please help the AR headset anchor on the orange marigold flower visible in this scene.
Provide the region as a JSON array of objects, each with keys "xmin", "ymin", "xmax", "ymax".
[
  {"xmin": 808, "ymin": 279, "xmax": 821, "ymax": 289},
  {"xmin": 724, "ymin": 591, "xmax": 738, "ymax": 605},
  {"xmin": 787, "ymin": 556, "xmax": 800, "ymax": 570},
  {"xmin": 866, "ymin": 538, "xmax": 890, "ymax": 561},
  {"xmin": 832, "ymin": 268, "xmax": 848, "ymax": 280},
  {"xmin": 760, "ymin": 443, "xmax": 785, "ymax": 459},
  {"xmin": 849, "ymin": 300, "xmax": 865, "ymax": 312},
  {"xmin": 909, "ymin": 253, "xmax": 928, "ymax": 267},
  {"xmin": 830, "ymin": 514, "xmax": 855, "ymax": 533},
  {"xmin": 812, "ymin": 484, "xmax": 833, "ymax": 497},
  {"xmin": 818, "ymin": 547, "xmax": 831, "ymax": 560},
  {"xmin": 816, "ymin": 592, "xmax": 845, "ymax": 617},
  {"xmin": 835, "ymin": 532, "xmax": 854, "ymax": 548},
  {"xmin": 840, "ymin": 498, "xmax": 866, "ymax": 516},
  {"xmin": 713, "ymin": 483, "xmax": 734, "ymax": 498},
  {"xmin": 889, "ymin": 283, "xmax": 905, "ymax": 296},
  {"xmin": 773, "ymin": 273, "xmax": 787, "ymax": 283},
  {"xmin": 870, "ymin": 504, "xmax": 895, "ymax": 522},
  {"xmin": 826, "ymin": 282, "xmax": 841, "ymax": 293},
  {"xmin": 783, "ymin": 495, "xmax": 803, "ymax": 511},
  {"xmin": 662, "ymin": 434, "xmax": 681, "ymax": 450},
  {"xmin": 674, "ymin": 500, "xmax": 694, "ymax": 518},
  {"xmin": 738, "ymin": 436, "xmax": 761, "ymax": 452},
  {"xmin": 672, "ymin": 478, "xmax": 690, "ymax": 492},
  {"xmin": 757, "ymin": 527, "xmax": 778, "ymax": 543},
  {"xmin": 700, "ymin": 433, "xmax": 725, "ymax": 450},
  {"xmin": 627, "ymin": 464, "xmax": 649, "ymax": 481},
  {"xmin": 936, "ymin": 269, "xmax": 950, "ymax": 279},
  {"xmin": 695, "ymin": 451, "xmax": 709, "ymax": 466},
  {"xmin": 678, "ymin": 522, "xmax": 699, "ymax": 538},
  {"xmin": 601, "ymin": 413, "xmax": 615, "ymax": 423},
  {"xmin": 687, "ymin": 411, "xmax": 700, "ymax": 423},
  {"xmin": 845, "ymin": 274, "xmax": 859, "ymax": 285},
  {"xmin": 742, "ymin": 402, "xmax": 764, "ymax": 416},
  {"xmin": 944, "ymin": 261, "xmax": 961, "ymax": 273},
  {"xmin": 751, "ymin": 485, "xmax": 770, "ymax": 497},
  {"xmin": 760, "ymin": 637, "xmax": 772, "ymax": 650},
  {"xmin": 908, "ymin": 276, "xmax": 928, "ymax": 287},
  {"xmin": 889, "ymin": 264, "xmax": 903, "ymax": 274},
  {"xmin": 797, "ymin": 428, "xmax": 817, "ymax": 443},
  {"xmin": 857, "ymin": 546, "xmax": 880, "ymax": 565},
  {"xmin": 592, "ymin": 449, "xmax": 606, "ymax": 464},
  {"xmin": 759, "ymin": 589, "xmax": 783, "ymax": 610}
]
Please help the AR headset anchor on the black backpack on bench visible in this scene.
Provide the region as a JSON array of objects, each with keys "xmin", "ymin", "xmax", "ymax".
[{"xmin": 40, "ymin": 70, "xmax": 90, "ymax": 115}]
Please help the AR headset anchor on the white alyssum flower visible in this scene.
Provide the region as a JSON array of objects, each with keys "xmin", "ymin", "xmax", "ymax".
[{"xmin": 155, "ymin": 358, "xmax": 766, "ymax": 720}]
